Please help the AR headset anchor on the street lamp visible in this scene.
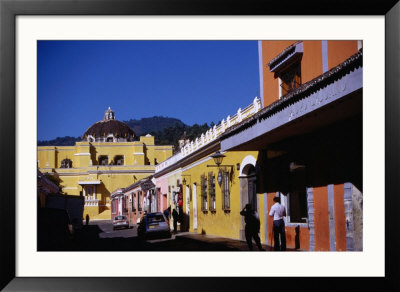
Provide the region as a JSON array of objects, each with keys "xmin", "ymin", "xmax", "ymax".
[
  {"xmin": 210, "ymin": 151, "xmax": 225, "ymax": 167},
  {"xmin": 207, "ymin": 151, "xmax": 233, "ymax": 168}
]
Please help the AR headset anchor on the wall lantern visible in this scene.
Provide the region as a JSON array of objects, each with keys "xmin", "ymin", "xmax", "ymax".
[
  {"xmin": 182, "ymin": 175, "xmax": 191, "ymax": 185},
  {"xmin": 289, "ymin": 162, "xmax": 306, "ymax": 172},
  {"xmin": 207, "ymin": 151, "xmax": 234, "ymax": 169}
]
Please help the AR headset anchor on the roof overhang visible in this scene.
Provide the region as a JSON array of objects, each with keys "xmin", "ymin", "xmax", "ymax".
[
  {"xmin": 221, "ymin": 60, "xmax": 362, "ymax": 152},
  {"xmin": 268, "ymin": 42, "xmax": 303, "ymax": 74}
]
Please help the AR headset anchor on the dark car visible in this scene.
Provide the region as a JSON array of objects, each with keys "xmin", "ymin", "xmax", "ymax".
[
  {"xmin": 137, "ymin": 212, "xmax": 171, "ymax": 240},
  {"xmin": 37, "ymin": 207, "xmax": 73, "ymax": 251},
  {"xmin": 113, "ymin": 215, "xmax": 130, "ymax": 230}
]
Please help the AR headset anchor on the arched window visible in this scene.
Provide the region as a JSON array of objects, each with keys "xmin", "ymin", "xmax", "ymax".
[
  {"xmin": 60, "ymin": 158, "xmax": 72, "ymax": 168},
  {"xmin": 114, "ymin": 155, "xmax": 124, "ymax": 165},
  {"xmin": 98, "ymin": 155, "xmax": 108, "ymax": 165}
]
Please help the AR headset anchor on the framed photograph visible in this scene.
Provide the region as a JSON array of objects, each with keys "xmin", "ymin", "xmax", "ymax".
[{"xmin": 1, "ymin": 0, "xmax": 399, "ymax": 291}]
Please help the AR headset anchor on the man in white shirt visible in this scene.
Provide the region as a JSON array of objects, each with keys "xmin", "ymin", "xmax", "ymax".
[{"xmin": 269, "ymin": 196, "xmax": 287, "ymax": 251}]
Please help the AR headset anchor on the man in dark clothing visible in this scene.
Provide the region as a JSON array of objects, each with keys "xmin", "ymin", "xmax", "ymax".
[
  {"xmin": 85, "ymin": 214, "xmax": 90, "ymax": 226},
  {"xmin": 172, "ymin": 208, "xmax": 178, "ymax": 234},
  {"xmin": 240, "ymin": 204, "xmax": 264, "ymax": 251}
]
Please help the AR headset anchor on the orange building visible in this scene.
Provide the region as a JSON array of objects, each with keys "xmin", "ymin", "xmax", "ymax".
[{"xmin": 221, "ymin": 40, "xmax": 363, "ymax": 251}]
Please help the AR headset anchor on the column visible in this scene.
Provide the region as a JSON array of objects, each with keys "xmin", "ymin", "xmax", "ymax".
[
  {"xmin": 307, "ymin": 187, "xmax": 315, "ymax": 251},
  {"xmin": 344, "ymin": 183, "xmax": 355, "ymax": 251},
  {"xmin": 328, "ymin": 184, "xmax": 336, "ymax": 251}
]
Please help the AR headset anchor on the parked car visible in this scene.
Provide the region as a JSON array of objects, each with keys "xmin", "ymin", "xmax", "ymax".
[
  {"xmin": 37, "ymin": 207, "xmax": 73, "ymax": 251},
  {"xmin": 113, "ymin": 215, "xmax": 129, "ymax": 230},
  {"xmin": 137, "ymin": 212, "xmax": 171, "ymax": 240}
]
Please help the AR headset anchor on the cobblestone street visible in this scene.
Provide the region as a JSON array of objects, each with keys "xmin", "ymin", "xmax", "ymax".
[{"xmin": 69, "ymin": 220, "xmax": 297, "ymax": 252}]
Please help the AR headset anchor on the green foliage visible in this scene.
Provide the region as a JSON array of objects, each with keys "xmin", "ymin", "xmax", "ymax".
[
  {"xmin": 124, "ymin": 116, "xmax": 185, "ymax": 137},
  {"xmin": 37, "ymin": 136, "xmax": 81, "ymax": 146}
]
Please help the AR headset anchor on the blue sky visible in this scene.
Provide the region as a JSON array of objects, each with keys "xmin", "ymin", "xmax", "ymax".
[{"xmin": 38, "ymin": 40, "xmax": 260, "ymax": 141}]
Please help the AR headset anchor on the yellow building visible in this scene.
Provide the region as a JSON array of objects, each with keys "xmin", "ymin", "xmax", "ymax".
[
  {"xmin": 181, "ymin": 145, "xmax": 262, "ymax": 241},
  {"xmin": 154, "ymin": 97, "xmax": 268, "ymax": 242},
  {"xmin": 37, "ymin": 107, "xmax": 173, "ymax": 220}
]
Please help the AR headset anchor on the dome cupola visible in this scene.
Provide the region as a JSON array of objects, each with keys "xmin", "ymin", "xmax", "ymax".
[{"xmin": 83, "ymin": 107, "xmax": 136, "ymax": 142}]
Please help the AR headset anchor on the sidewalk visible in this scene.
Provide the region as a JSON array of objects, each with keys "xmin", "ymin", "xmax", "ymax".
[{"xmin": 174, "ymin": 232, "xmax": 299, "ymax": 251}]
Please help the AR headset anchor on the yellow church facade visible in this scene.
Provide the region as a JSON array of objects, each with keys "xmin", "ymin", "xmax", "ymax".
[{"xmin": 37, "ymin": 108, "xmax": 173, "ymax": 220}]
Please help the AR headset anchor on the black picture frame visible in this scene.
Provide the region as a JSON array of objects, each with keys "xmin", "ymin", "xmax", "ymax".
[{"xmin": 1, "ymin": 0, "xmax": 399, "ymax": 291}]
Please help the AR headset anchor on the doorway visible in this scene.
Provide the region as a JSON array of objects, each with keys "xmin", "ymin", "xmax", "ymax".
[
  {"xmin": 192, "ymin": 183, "xmax": 198, "ymax": 230},
  {"xmin": 239, "ymin": 155, "xmax": 258, "ymax": 240}
]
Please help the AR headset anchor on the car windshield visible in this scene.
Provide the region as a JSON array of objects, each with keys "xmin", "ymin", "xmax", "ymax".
[
  {"xmin": 147, "ymin": 214, "xmax": 165, "ymax": 223},
  {"xmin": 114, "ymin": 216, "xmax": 126, "ymax": 220}
]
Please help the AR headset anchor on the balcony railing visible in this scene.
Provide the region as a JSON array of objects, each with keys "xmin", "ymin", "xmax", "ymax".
[
  {"xmin": 84, "ymin": 197, "xmax": 100, "ymax": 207},
  {"xmin": 155, "ymin": 97, "xmax": 261, "ymax": 173}
]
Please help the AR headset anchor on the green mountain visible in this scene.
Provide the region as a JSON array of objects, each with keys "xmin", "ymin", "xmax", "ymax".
[
  {"xmin": 37, "ymin": 136, "xmax": 81, "ymax": 146},
  {"xmin": 123, "ymin": 116, "xmax": 184, "ymax": 137},
  {"xmin": 38, "ymin": 116, "xmax": 211, "ymax": 149}
]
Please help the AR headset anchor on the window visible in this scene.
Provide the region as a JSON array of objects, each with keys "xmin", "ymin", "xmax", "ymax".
[
  {"xmin": 114, "ymin": 155, "xmax": 124, "ymax": 165},
  {"xmin": 147, "ymin": 214, "xmax": 165, "ymax": 223},
  {"xmin": 98, "ymin": 155, "xmax": 108, "ymax": 165},
  {"xmin": 124, "ymin": 196, "xmax": 128, "ymax": 213},
  {"xmin": 85, "ymin": 187, "xmax": 93, "ymax": 198},
  {"xmin": 138, "ymin": 191, "xmax": 142, "ymax": 211},
  {"xmin": 208, "ymin": 172, "xmax": 216, "ymax": 211},
  {"xmin": 60, "ymin": 158, "xmax": 72, "ymax": 168},
  {"xmin": 285, "ymin": 169, "xmax": 308, "ymax": 223},
  {"xmin": 221, "ymin": 171, "xmax": 230, "ymax": 210},
  {"xmin": 267, "ymin": 42, "xmax": 303, "ymax": 98},
  {"xmin": 200, "ymin": 174, "xmax": 208, "ymax": 211},
  {"xmin": 132, "ymin": 194, "xmax": 136, "ymax": 211},
  {"xmin": 280, "ymin": 62, "xmax": 301, "ymax": 96}
]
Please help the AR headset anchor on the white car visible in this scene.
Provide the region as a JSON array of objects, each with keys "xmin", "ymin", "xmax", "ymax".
[{"xmin": 113, "ymin": 215, "xmax": 129, "ymax": 230}]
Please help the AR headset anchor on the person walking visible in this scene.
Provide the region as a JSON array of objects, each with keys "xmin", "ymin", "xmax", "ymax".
[
  {"xmin": 85, "ymin": 214, "xmax": 90, "ymax": 226},
  {"xmin": 269, "ymin": 196, "xmax": 287, "ymax": 251},
  {"xmin": 240, "ymin": 204, "xmax": 264, "ymax": 251},
  {"xmin": 172, "ymin": 208, "xmax": 178, "ymax": 234}
]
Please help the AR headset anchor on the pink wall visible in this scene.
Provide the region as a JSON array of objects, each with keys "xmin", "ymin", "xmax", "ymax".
[{"xmin": 156, "ymin": 176, "xmax": 169, "ymax": 211}]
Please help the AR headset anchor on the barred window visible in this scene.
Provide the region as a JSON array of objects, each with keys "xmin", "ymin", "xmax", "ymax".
[
  {"xmin": 124, "ymin": 196, "xmax": 129, "ymax": 213},
  {"xmin": 122, "ymin": 196, "xmax": 126, "ymax": 213},
  {"xmin": 132, "ymin": 194, "xmax": 136, "ymax": 211},
  {"xmin": 221, "ymin": 171, "xmax": 230, "ymax": 210},
  {"xmin": 201, "ymin": 174, "xmax": 208, "ymax": 211},
  {"xmin": 208, "ymin": 172, "xmax": 216, "ymax": 211},
  {"xmin": 280, "ymin": 62, "xmax": 301, "ymax": 96},
  {"xmin": 138, "ymin": 191, "xmax": 142, "ymax": 211}
]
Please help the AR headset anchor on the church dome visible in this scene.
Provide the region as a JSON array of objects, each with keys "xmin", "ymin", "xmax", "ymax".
[{"xmin": 82, "ymin": 107, "xmax": 136, "ymax": 142}]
